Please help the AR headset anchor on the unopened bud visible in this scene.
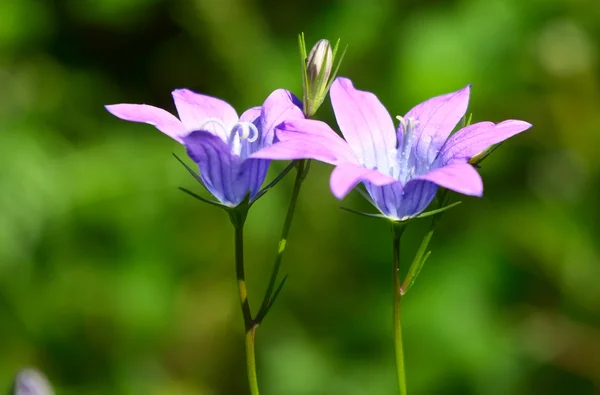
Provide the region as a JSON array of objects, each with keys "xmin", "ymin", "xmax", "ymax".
[
  {"xmin": 12, "ymin": 368, "xmax": 54, "ymax": 395},
  {"xmin": 303, "ymin": 39, "xmax": 334, "ymax": 117},
  {"xmin": 306, "ymin": 40, "xmax": 333, "ymax": 93}
]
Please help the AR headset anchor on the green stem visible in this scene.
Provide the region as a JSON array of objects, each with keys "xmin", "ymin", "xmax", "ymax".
[
  {"xmin": 392, "ymin": 224, "xmax": 407, "ymax": 395},
  {"xmin": 255, "ymin": 159, "xmax": 308, "ymax": 324},
  {"xmin": 400, "ymin": 188, "xmax": 452, "ymax": 295},
  {"xmin": 234, "ymin": 223, "xmax": 260, "ymax": 395},
  {"xmin": 245, "ymin": 327, "xmax": 260, "ymax": 395}
]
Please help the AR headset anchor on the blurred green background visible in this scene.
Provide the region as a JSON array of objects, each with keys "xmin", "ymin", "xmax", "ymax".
[{"xmin": 1, "ymin": 0, "xmax": 600, "ymax": 394}]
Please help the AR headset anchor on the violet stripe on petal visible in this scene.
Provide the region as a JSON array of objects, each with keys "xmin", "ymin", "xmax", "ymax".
[
  {"xmin": 106, "ymin": 88, "xmax": 303, "ymax": 207},
  {"xmin": 258, "ymin": 77, "xmax": 532, "ymax": 220}
]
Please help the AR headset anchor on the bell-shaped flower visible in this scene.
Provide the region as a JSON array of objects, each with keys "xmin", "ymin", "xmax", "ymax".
[
  {"xmin": 106, "ymin": 89, "xmax": 303, "ymax": 206},
  {"xmin": 253, "ymin": 77, "xmax": 531, "ymax": 220}
]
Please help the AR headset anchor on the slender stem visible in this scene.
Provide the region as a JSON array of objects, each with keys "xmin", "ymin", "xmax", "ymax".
[
  {"xmin": 245, "ymin": 328, "xmax": 260, "ymax": 395},
  {"xmin": 234, "ymin": 223, "xmax": 260, "ymax": 395},
  {"xmin": 255, "ymin": 159, "xmax": 308, "ymax": 324},
  {"xmin": 392, "ymin": 225, "xmax": 407, "ymax": 395}
]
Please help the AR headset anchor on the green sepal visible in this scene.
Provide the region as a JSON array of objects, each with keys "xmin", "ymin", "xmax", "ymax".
[
  {"xmin": 355, "ymin": 186, "xmax": 377, "ymax": 208},
  {"xmin": 178, "ymin": 187, "xmax": 225, "ymax": 209},
  {"xmin": 299, "ymin": 32, "xmax": 310, "ymax": 111},
  {"xmin": 459, "ymin": 112, "xmax": 474, "ymax": 129},
  {"xmin": 343, "ymin": 195, "xmax": 460, "ymax": 223},
  {"xmin": 253, "ymin": 161, "xmax": 296, "ymax": 202},
  {"xmin": 469, "ymin": 142, "xmax": 503, "ymax": 168},
  {"xmin": 173, "ymin": 153, "xmax": 208, "ymax": 189},
  {"xmin": 340, "ymin": 206, "xmax": 389, "ymax": 220},
  {"xmin": 324, "ymin": 41, "xmax": 347, "ymax": 93},
  {"xmin": 226, "ymin": 193, "xmax": 251, "ymax": 229},
  {"xmin": 413, "ymin": 201, "xmax": 462, "ymax": 219}
]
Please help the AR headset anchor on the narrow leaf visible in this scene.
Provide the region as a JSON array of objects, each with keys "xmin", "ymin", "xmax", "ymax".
[
  {"xmin": 401, "ymin": 250, "xmax": 431, "ymax": 295},
  {"xmin": 400, "ymin": 225, "xmax": 435, "ymax": 295},
  {"xmin": 256, "ymin": 275, "xmax": 288, "ymax": 325}
]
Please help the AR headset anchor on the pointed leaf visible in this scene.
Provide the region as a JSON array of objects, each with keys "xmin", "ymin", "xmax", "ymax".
[
  {"xmin": 401, "ymin": 250, "xmax": 431, "ymax": 295},
  {"xmin": 400, "ymin": 226, "xmax": 435, "ymax": 295},
  {"xmin": 256, "ymin": 274, "xmax": 288, "ymax": 325}
]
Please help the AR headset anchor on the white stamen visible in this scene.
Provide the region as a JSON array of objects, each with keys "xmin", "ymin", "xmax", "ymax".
[
  {"xmin": 199, "ymin": 118, "xmax": 228, "ymax": 135},
  {"xmin": 199, "ymin": 118, "xmax": 259, "ymax": 144},
  {"xmin": 395, "ymin": 115, "xmax": 420, "ymax": 182},
  {"xmin": 231, "ymin": 122, "xmax": 259, "ymax": 143}
]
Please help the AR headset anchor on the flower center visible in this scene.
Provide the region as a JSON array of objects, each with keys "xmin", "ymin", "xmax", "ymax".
[
  {"xmin": 199, "ymin": 118, "xmax": 259, "ymax": 144},
  {"xmin": 395, "ymin": 115, "xmax": 419, "ymax": 183}
]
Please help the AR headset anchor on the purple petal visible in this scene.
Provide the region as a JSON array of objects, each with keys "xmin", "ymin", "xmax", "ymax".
[
  {"xmin": 172, "ymin": 89, "xmax": 239, "ymax": 141},
  {"xmin": 414, "ymin": 162, "xmax": 483, "ymax": 197},
  {"xmin": 440, "ymin": 120, "xmax": 532, "ymax": 164},
  {"xmin": 260, "ymin": 89, "xmax": 304, "ymax": 146},
  {"xmin": 330, "ymin": 163, "xmax": 397, "ymax": 199},
  {"xmin": 330, "ymin": 77, "xmax": 396, "ymax": 170},
  {"xmin": 366, "ymin": 181, "xmax": 438, "ymax": 219},
  {"xmin": 105, "ymin": 104, "xmax": 187, "ymax": 143},
  {"xmin": 252, "ymin": 118, "xmax": 357, "ymax": 164},
  {"xmin": 240, "ymin": 158, "xmax": 270, "ymax": 201},
  {"xmin": 406, "ymin": 85, "xmax": 470, "ymax": 162},
  {"xmin": 183, "ymin": 131, "xmax": 265, "ymax": 205},
  {"xmin": 251, "ymin": 138, "xmax": 352, "ymax": 165},
  {"xmin": 240, "ymin": 106, "xmax": 261, "ymax": 123},
  {"xmin": 274, "ymin": 119, "xmax": 356, "ymax": 162}
]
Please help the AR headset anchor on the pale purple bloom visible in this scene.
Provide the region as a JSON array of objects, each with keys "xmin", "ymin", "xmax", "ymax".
[
  {"xmin": 106, "ymin": 89, "xmax": 303, "ymax": 206},
  {"xmin": 253, "ymin": 77, "xmax": 531, "ymax": 220},
  {"xmin": 13, "ymin": 368, "xmax": 54, "ymax": 395}
]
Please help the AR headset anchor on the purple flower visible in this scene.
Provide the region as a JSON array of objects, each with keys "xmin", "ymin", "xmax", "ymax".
[
  {"xmin": 106, "ymin": 89, "xmax": 303, "ymax": 206},
  {"xmin": 253, "ymin": 77, "xmax": 531, "ymax": 220}
]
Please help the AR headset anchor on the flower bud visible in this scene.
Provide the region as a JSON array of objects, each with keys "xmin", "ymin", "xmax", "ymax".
[
  {"xmin": 303, "ymin": 39, "xmax": 334, "ymax": 117},
  {"xmin": 306, "ymin": 40, "xmax": 333, "ymax": 92}
]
